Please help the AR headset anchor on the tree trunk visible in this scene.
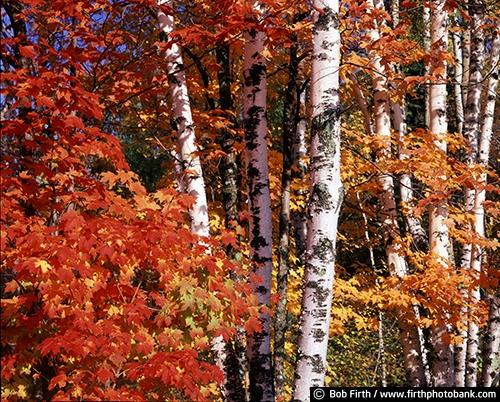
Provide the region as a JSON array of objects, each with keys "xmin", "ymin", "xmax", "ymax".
[
  {"xmin": 482, "ymin": 291, "xmax": 500, "ymax": 387},
  {"xmin": 388, "ymin": 0, "xmax": 427, "ymax": 251},
  {"xmin": 160, "ymin": 0, "xmax": 243, "ymax": 394},
  {"xmin": 157, "ymin": 0, "xmax": 210, "ymax": 237},
  {"xmin": 350, "ymin": 73, "xmax": 373, "ymax": 135},
  {"xmin": 391, "ymin": 100, "xmax": 428, "ymax": 249},
  {"xmin": 293, "ymin": 1, "xmax": 342, "ymax": 399},
  {"xmin": 367, "ymin": 0, "xmax": 427, "ymax": 386},
  {"xmin": 390, "ymin": 0, "xmax": 399, "ymax": 27},
  {"xmin": 378, "ymin": 312, "xmax": 388, "ymax": 387},
  {"xmin": 423, "ymin": 3, "xmax": 431, "ymax": 129},
  {"xmin": 478, "ymin": 32, "xmax": 500, "ymax": 388},
  {"xmin": 357, "ymin": 192, "xmax": 387, "ymax": 387},
  {"xmin": 291, "ymin": 88, "xmax": 308, "ymax": 261},
  {"xmin": 451, "ymin": 16, "xmax": 464, "ymax": 135},
  {"xmin": 216, "ymin": 42, "xmax": 239, "ymax": 228},
  {"xmin": 274, "ymin": 38, "xmax": 300, "ymax": 397},
  {"xmin": 428, "ymin": 0, "xmax": 454, "ymax": 386},
  {"xmin": 242, "ymin": 4, "xmax": 274, "ymax": 400},
  {"xmin": 214, "ymin": 41, "xmax": 246, "ymax": 402},
  {"xmin": 462, "ymin": 28, "xmax": 471, "ymax": 104},
  {"xmin": 463, "ymin": 1, "xmax": 486, "ymax": 387},
  {"xmin": 451, "ymin": 19, "xmax": 467, "ymax": 384},
  {"xmin": 460, "ymin": 0, "xmax": 485, "ymax": 271}
]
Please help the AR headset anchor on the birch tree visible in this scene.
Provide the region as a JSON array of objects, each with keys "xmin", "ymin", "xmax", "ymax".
[
  {"xmin": 242, "ymin": 3, "xmax": 274, "ymax": 400},
  {"xmin": 292, "ymin": 88, "xmax": 309, "ymax": 260},
  {"xmin": 452, "ymin": 0, "xmax": 487, "ymax": 386},
  {"xmin": 157, "ymin": 0, "xmax": 210, "ymax": 237},
  {"xmin": 451, "ymin": 14, "xmax": 464, "ymax": 135},
  {"xmin": 477, "ymin": 32, "xmax": 500, "ymax": 388},
  {"xmin": 215, "ymin": 41, "xmax": 246, "ymax": 401},
  {"xmin": 428, "ymin": 0, "xmax": 454, "ymax": 386},
  {"xmin": 423, "ymin": 3, "xmax": 431, "ymax": 128},
  {"xmin": 293, "ymin": 0, "xmax": 342, "ymax": 399},
  {"xmin": 364, "ymin": 0, "xmax": 427, "ymax": 386},
  {"xmin": 462, "ymin": 0, "xmax": 487, "ymax": 387},
  {"xmin": 157, "ymin": 1, "xmax": 243, "ymax": 397}
]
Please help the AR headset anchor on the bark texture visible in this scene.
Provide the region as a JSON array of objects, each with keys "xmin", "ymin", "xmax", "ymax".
[
  {"xmin": 157, "ymin": 0, "xmax": 210, "ymax": 237},
  {"xmin": 391, "ymin": 100, "xmax": 427, "ymax": 249},
  {"xmin": 243, "ymin": 5, "xmax": 274, "ymax": 400},
  {"xmin": 291, "ymin": 89, "xmax": 308, "ymax": 261},
  {"xmin": 478, "ymin": 32, "xmax": 499, "ymax": 388},
  {"xmin": 451, "ymin": 17, "xmax": 464, "ymax": 135},
  {"xmin": 428, "ymin": 0, "xmax": 454, "ymax": 386},
  {"xmin": 423, "ymin": 4, "xmax": 431, "ymax": 128},
  {"xmin": 274, "ymin": 38, "xmax": 300, "ymax": 397},
  {"xmin": 463, "ymin": 1, "xmax": 486, "ymax": 387},
  {"xmin": 215, "ymin": 41, "xmax": 246, "ymax": 402},
  {"xmin": 367, "ymin": 0, "xmax": 426, "ymax": 386},
  {"xmin": 482, "ymin": 292, "xmax": 500, "ymax": 387},
  {"xmin": 293, "ymin": 1, "xmax": 342, "ymax": 399}
]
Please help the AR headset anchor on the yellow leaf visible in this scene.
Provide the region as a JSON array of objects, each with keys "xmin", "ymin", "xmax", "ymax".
[
  {"xmin": 17, "ymin": 385, "xmax": 28, "ymax": 399},
  {"xmin": 107, "ymin": 305, "xmax": 122, "ymax": 317},
  {"xmin": 36, "ymin": 260, "xmax": 51, "ymax": 274}
]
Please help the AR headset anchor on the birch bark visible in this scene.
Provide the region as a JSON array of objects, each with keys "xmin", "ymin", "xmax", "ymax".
[
  {"xmin": 451, "ymin": 16, "xmax": 464, "ymax": 134},
  {"xmin": 482, "ymin": 292, "xmax": 500, "ymax": 387},
  {"xmin": 477, "ymin": 33, "xmax": 500, "ymax": 387},
  {"xmin": 423, "ymin": 4, "xmax": 431, "ymax": 128},
  {"xmin": 242, "ymin": 3, "xmax": 274, "ymax": 399},
  {"xmin": 367, "ymin": 0, "xmax": 426, "ymax": 386},
  {"xmin": 157, "ymin": 1, "xmax": 244, "ymax": 397},
  {"xmin": 157, "ymin": 0, "xmax": 210, "ymax": 237},
  {"xmin": 293, "ymin": 1, "xmax": 342, "ymax": 399},
  {"xmin": 452, "ymin": 14, "xmax": 467, "ymax": 386},
  {"xmin": 391, "ymin": 100, "xmax": 427, "ymax": 249},
  {"xmin": 428, "ymin": 0, "xmax": 454, "ymax": 386},
  {"xmin": 462, "ymin": 1, "xmax": 486, "ymax": 386},
  {"xmin": 215, "ymin": 41, "xmax": 246, "ymax": 402},
  {"xmin": 274, "ymin": 38, "xmax": 300, "ymax": 396},
  {"xmin": 292, "ymin": 88, "xmax": 308, "ymax": 261}
]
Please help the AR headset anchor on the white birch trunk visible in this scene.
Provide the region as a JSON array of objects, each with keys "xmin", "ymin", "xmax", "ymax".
[
  {"xmin": 378, "ymin": 312, "xmax": 388, "ymax": 387},
  {"xmin": 451, "ymin": 18, "xmax": 464, "ymax": 134},
  {"xmin": 293, "ymin": 1, "xmax": 342, "ymax": 399},
  {"xmin": 157, "ymin": 0, "xmax": 210, "ymax": 237},
  {"xmin": 388, "ymin": 0, "xmax": 427, "ymax": 249},
  {"xmin": 452, "ymin": 1, "xmax": 486, "ymax": 387},
  {"xmin": 423, "ymin": 4, "xmax": 431, "ymax": 128},
  {"xmin": 292, "ymin": 89, "xmax": 308, "ymax": 260},
  {"xmin": 350, "ymin": 73, "xmax": 373, "ymax": 135},
  {"xmin": 390, "ymin": 0, "xmax": 399, "ymax": 27},
  {"xmin": 452, "ymin": 17, "xmax": 467, "ymax": 383},
  {"xmin": 242, "ymin": 3, "xmax": 274, "ymax": 400},
  {"xmin": 462, "ymin": 28, "xmax": 471, "ymax": 104},
  {"xmin": 391, "ymin": 101, "xmax": 427, "ymax": 248},
  {"xmin": 293, "ymin": 90, "xmax": 308, "ymax": 171},
  {"xmin": 464, "ymin": 2, "xmax": 487, "ymax": 387},
  {"xmin": 483, "ymin": 291, "xmax": 500, "ymax": 387},
  {"xmin": 476, "ymin": 32, "xmax": 500, "ymax": 387},
  {"xmin": 451, "ymin": 16, "xmax": 467, "ymax": 384},
  {"xmin": 158, "ymin": 1, "xmax": 239, "ymax": 396},
  {"xmin": 367, "ymin": 0, "xmax": 427, "ymax": 386},
  {"xmin": 428, "ymin": 0, "xmax": 454, "ymax": 386},
  {"xmin": 460, "ymin": 0, "xmax": 485, "ymax": 267}
]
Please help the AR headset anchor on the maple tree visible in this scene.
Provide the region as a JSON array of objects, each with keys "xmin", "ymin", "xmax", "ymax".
[{"xmin": 2, "ymin": 0, "xmax": 500, "ymax": 401}]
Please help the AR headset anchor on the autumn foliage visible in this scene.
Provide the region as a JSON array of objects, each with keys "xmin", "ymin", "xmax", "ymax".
[
  {"xmin": 1, "ymin": 0, "xmax": 499, "ymax": 400},
  {"xmin": 1, "ymin": 1, "xmax": 258, "ymax": 400}
]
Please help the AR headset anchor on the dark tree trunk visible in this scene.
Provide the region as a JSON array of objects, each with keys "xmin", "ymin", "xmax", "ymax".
[{"xmin": 274, "ymin": 38, "xmax": 300, "ymax": 397}]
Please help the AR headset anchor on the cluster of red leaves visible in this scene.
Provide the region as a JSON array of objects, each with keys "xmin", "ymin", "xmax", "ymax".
[{"xmin": 1, "ymin": 1, "xmax": 256, "ymax": 400}]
